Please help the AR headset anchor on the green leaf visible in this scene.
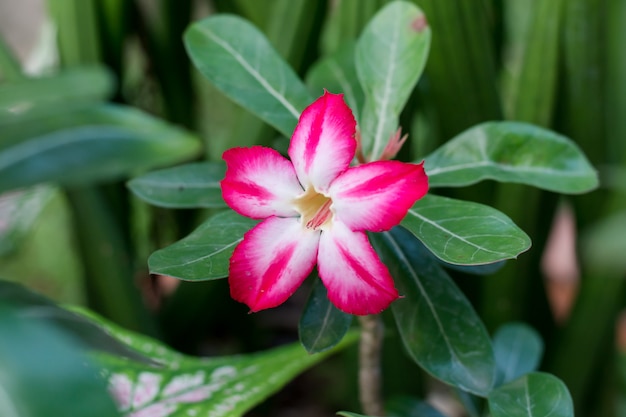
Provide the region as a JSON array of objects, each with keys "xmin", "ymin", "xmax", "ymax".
[
  {"xmin": 488, "ymin": 373, "xmax": 574, "ymax": 417},
  {"xmin": 386, "ymin": 396, "xmax": 447, "ymax": 417},
  {"xmin": 306, "ymin": 42, "xmax": 365, "ymax": 119},
  {"xmin": 0, "ymin": 282, "xmax": 359, "ymax": 417},
  {"xmin": 439, "ymin": 260, "xmax": 506, "ymax": 276},
  {"xmin": 424, "ymin": 121, "xmax": 598, "ymax": 194},
  {"xmin": 148, "ymin": 210, "xmax": 258, "ymax": 281},
  {"xmin": 0, "ymin": 105, "xmax": 202, "ymax": 193},
  {"xmin": 127, "ymin": 162, "xmax": 227, "ymax": 209},
  {"xmin": 0, "ymin": 304, "xmax": 120, "ymax": 417},
  {"xmin": 371, "ymin": 228, "xmax": 496, "ymax": 396},
  {"xmin": 337, "ymin": 412, "xmax": 369, "ymax": 417},
  {"xmin": 81, "ymin": 309, "xmax": 359, "ymax": 417},
  {"xmin": 0, "ymin": 66, "xmax": 114, "ymax": 122},
  {"xmin": 402, "ymin": 195, "xmax": 531, "ymax": 265},
  {"xmin": 299, "ymin": 276, "xmax": 353, "ymax": 354},
  {"xmin": 493, "ymin": 323, "xmax": 543, "ymax": 386},
  {"xmin": 0, "ymin": 280, "xmax": 153, "ymax": 364},
  {"xmin": 184, "ymin": 14, "xmax": 314, "ymax": 137},
  {"xmin": 356, "ymin": 1, "xmax": 431, "ymax": 160}
]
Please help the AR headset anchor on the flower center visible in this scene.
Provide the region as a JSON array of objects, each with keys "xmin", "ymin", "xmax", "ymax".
[{"xmin": 293, "ymin": 186, "xmax": 334, "ymax": 231}]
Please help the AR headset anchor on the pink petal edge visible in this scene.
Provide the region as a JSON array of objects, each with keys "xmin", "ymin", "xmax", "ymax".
[
  {"xmin": 288, "ymin": 91, "xmax": 357, "ymax": 193},
  {"xmin": 317, "ymin": 221, "xmax": 399, "ymax": 315},
  {"xmin": 329, "ymin": 160, "xmax": 428, "ymax": 232},
  {"xmin": 229, "ymin": 216, "xmax": 320, "ymax": 312},
  {"xmin": 221, "ymin": 146, "xmax": 303, "ymax": 219}
]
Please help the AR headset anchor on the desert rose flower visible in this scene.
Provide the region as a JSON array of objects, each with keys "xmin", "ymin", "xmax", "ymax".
[{"xmin": 221, "ymin": 91, "xmax": 428, "ymax": 315}]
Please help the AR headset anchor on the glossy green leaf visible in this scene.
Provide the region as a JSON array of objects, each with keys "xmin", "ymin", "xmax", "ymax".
[
  {"xmin": 149, "ymin": 210, "xmax": 257, "ymax": 281},
  {"xmin": 0, "ymin": 66, "xmax": 114, "ymax": 121},
  {"xmin": 337, "ymin": 412, "xmax": 368, "ymax": 417},
  {"xmin": 493, "ymin": 323, "xmax": 543, "ymax": 385},
  {"xmin": 356, "ymin": 1, "xmax": 431, "ymax": 160},
  {"xmin": 306, "ymin": 42, "xmax": 364, "ymax": 119},
  {"xmin": 439, "ymin": 260, "xmax": 506, "ymax": 276},
  {"xmin": 424, "ymin": 121, "xmax": 598, "ymax": 193},
  {"xmin": 299, "ymin": 276, "xmax": 353, "ymax": 354},
  {"xmin": 0, "ymin": 105, "xmax": 202, "ymax": 193},
  {"xmin": 184, "ymin": 15, "xmax": 313, "ymax": 137},
  {"xmin": 128, "ymin": 162, "xmax": 226, "ymax": 209},
  {"xmin": 402, "ymin": 195, "xmax": 531, "ymax": 265},
  {"xmin": 0, "ymin": 304, "xmax": 120, "ymax": 417},
  {"xmin": 386, "ymin": 396, "xmax": 447, "ymax": 417},
  {"xmin": 371, "ymin": 228, "xmax": 496, "ymax": 396},
  {"xmin": 81, "ymin": 309, "xmax": 358, "ymax": 417},
  {"xmin": 488, "ymin": 373, "xmax": 574, "ymax": 417}
]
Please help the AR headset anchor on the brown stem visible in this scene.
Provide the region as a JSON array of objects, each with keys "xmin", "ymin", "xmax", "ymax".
[{"xmin": 358, "ymin": 314, "xmax": 385, "ymax": 416}]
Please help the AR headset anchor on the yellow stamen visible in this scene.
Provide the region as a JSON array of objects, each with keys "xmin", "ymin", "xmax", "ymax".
[{"xmin": 293, "ymin": 186, "xmax": 334, "ymax": 231}]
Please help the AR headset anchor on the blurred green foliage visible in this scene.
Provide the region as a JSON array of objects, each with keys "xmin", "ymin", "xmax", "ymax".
[{"xmin": 0, "ymin": 0, "xmax": 624, "ymax": 416}]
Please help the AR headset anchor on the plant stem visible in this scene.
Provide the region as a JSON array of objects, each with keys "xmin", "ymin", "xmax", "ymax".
[
  {"xmin": 65, "ymin": 187, "xmax": 158, "ymax": 336},
  {"xmin": 358, "ymin": 314, "xmax": 385, "ymax": 416}
]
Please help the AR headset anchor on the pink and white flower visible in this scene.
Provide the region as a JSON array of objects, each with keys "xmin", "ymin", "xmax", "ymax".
[{"xmin": 221, "ymin": 91, "xmax": 428, "ymax": 315}]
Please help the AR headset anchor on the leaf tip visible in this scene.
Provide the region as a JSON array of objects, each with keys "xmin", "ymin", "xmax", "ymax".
[{"xmin": 411, "ymin": 14, "xmax": 428, "ymax": 32}]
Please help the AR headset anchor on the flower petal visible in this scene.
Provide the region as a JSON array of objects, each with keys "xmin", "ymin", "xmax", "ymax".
[
  {"xmin": 221, "ymin": 146, "xmax": 303, "ymax": 219},
  {"xmin": 329, "ymin": 161, "xmax": 428, "ymax": 232},
  {"xmin": 288, "ymin": 91, "xmax": 357, "ymax": 193},
  {"xmin": 318, "ymin": 221, "xmax": 399, "ymax": 315},
  {"xmin": 229, "ymin": 216, "xmax": 320, "ymax": 312}
]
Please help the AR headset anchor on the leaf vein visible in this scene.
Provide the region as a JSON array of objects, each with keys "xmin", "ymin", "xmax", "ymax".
[{"xmin": 198, "ymin": 26, "xmax": 301, "ymax": 120}]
